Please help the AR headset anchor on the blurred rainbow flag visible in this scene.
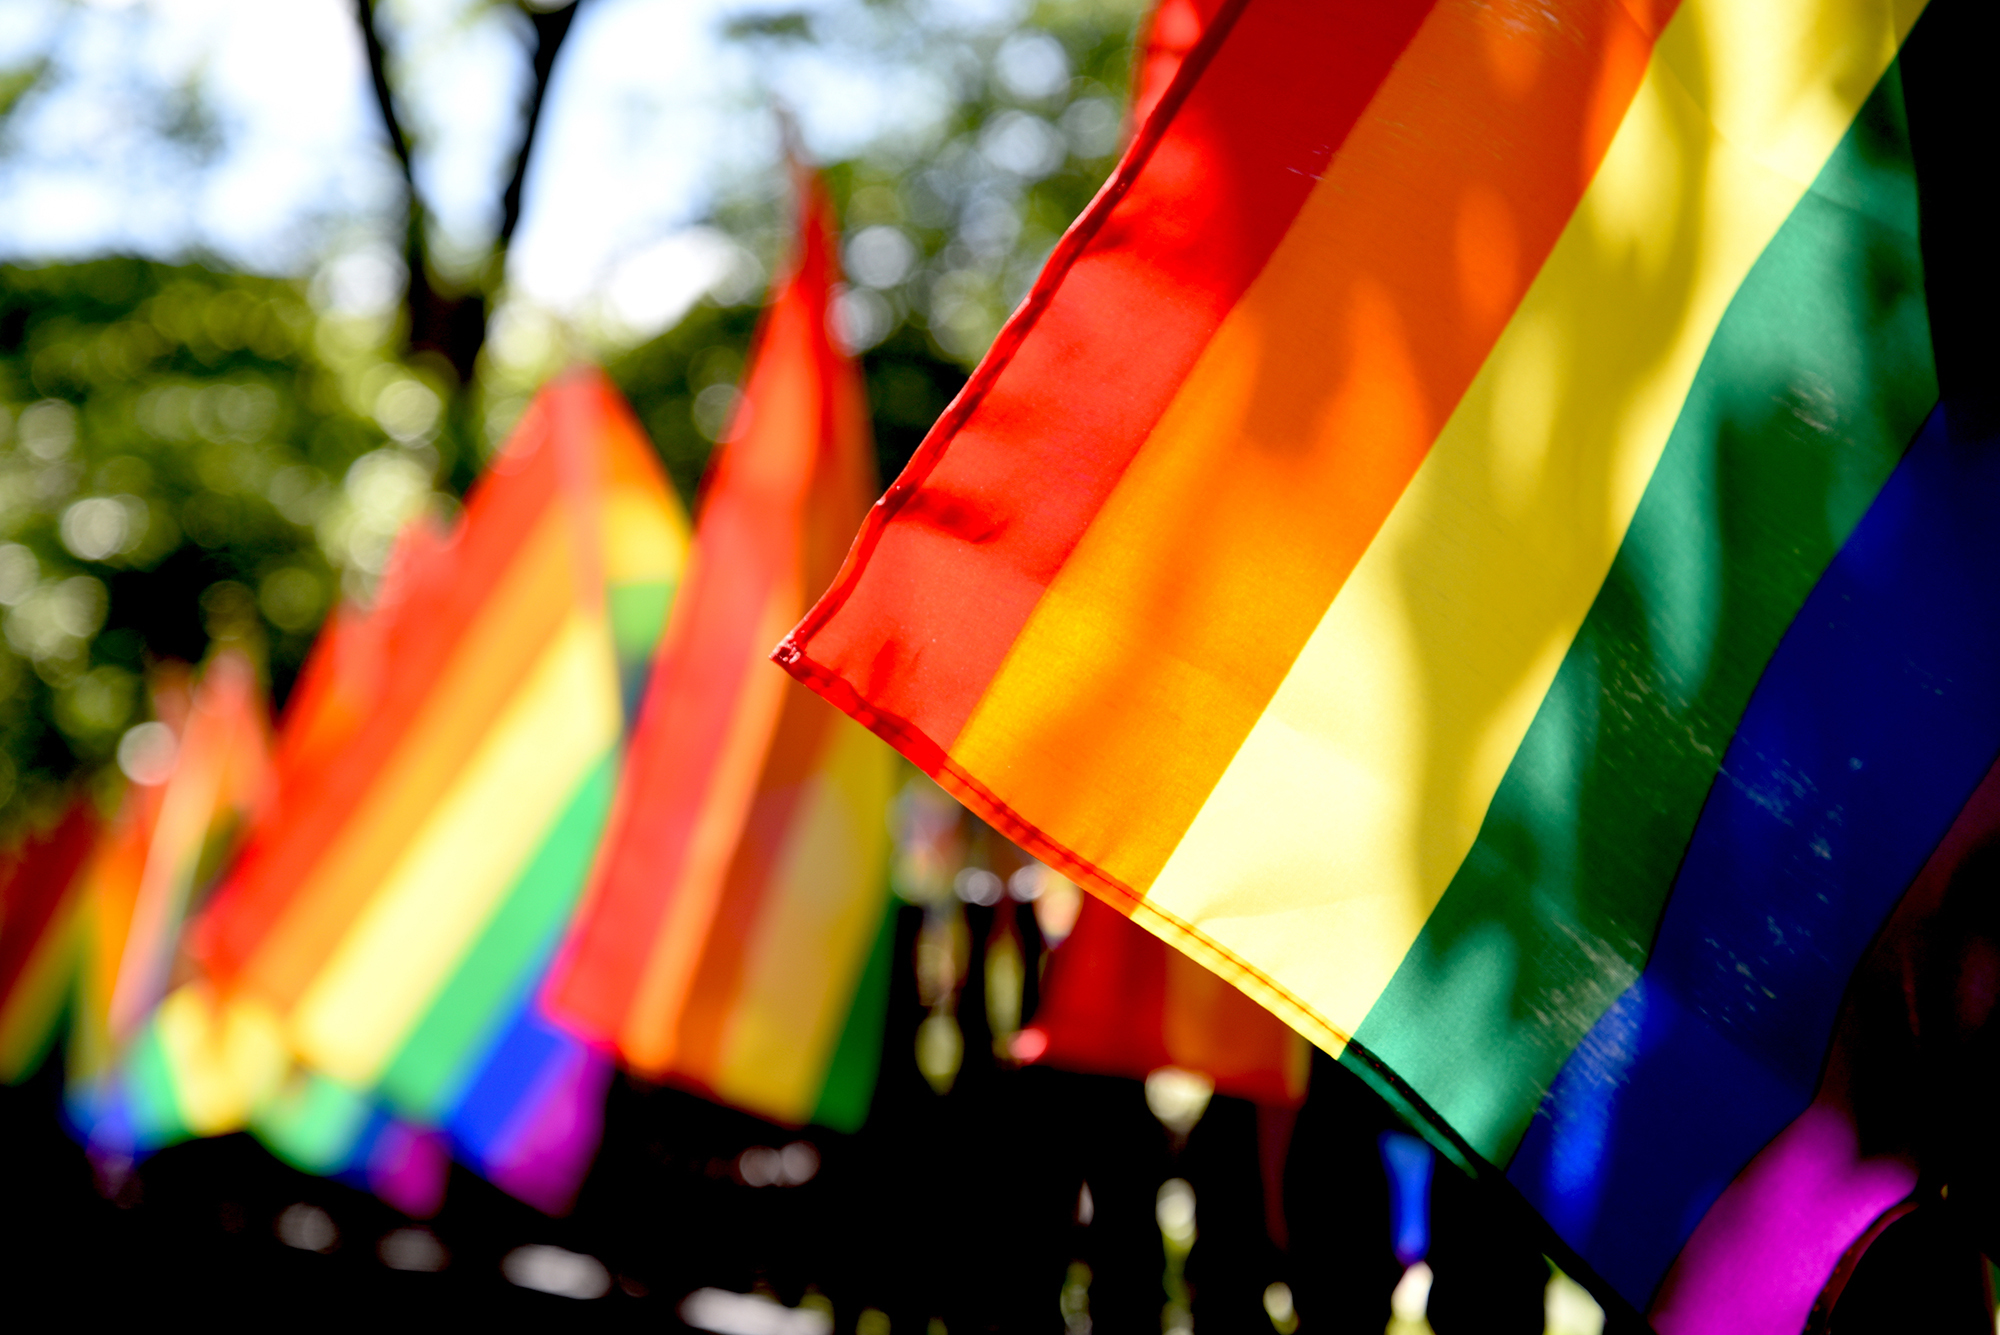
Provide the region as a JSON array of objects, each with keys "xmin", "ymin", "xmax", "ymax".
[
  {"xmin": 62, "ymin": 652, "xmax": 276, "ymax": 1142},
  {"xmin": 81, "ymin": 622, "xmax": 440, "ymax": 1205},
  {"xmin": 1020, "ymin": 891, "xmax": 1307, "ymax": 1109},
  {"xmin": 185, "ymin": 369, "xmax": 688, "ymax": 1210},
  {"xmin": 1129, "ymin": 0, "xmax": 1225, "ymax": 128},
  {"xmin": 0, "ymin": 803, "xmax": 100, "ymax": 1083},
  {"xmin": 0, "ymin": 649, "xmax": 271, "ymax": 1096},
  {"xmin": 546, "ymin": 171, "xmax": 896, "ymax": 1133}
]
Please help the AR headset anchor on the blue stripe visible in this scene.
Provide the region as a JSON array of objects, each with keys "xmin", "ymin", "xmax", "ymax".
[
  {"xmin": 333, "ymin": 1105, "xmax": 396, "ymax": 1190},
  {"xmin": 1506, "ymin": 404, "xmax": 2000, "ymax": 1305},
  {"xmin": 442, "ymin": 989, "xmax": 580, "ymax": 1170}
]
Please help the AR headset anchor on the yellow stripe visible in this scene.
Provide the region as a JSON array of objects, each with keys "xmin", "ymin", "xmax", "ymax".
[
  {"xmin": 944, "ymin": 0, "xmax": 1662, "ymax": 896},
  {"xmin": 604, "ymin": 488, "xmax": 688, "ymax": 586},
  {"xmin": 154, "ymin": 984, "xmax": 287, "ymax": 1137},
  {"xmin": 709, "ymin": 715, "xmax": 893, "ymax": 1123},
  {"xmin": 248, "ymin": 507, "xmax": 578, "ymax": 1008},
  {"xmin": 291, "ymin": 612, "xmax": 621, "ymax": 1085},
  {"xmin": 1133, "ymin": 0, "xmax": 1920, "ymax": 1054}
]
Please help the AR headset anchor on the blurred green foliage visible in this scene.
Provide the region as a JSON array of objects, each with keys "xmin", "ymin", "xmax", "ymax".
[
  {"xmin": 0, "ymin": 258, "xmax": 451, "ymax": 828},
  {"xmin": 612, "ymin": 0, "xmax": 1145, "ymax": 500},
  {"xmin": 813, "ymin": 0, "xmax": 1145, "ymax": 369}
]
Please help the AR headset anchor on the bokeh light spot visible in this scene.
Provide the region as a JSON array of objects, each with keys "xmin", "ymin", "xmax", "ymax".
[{"xmin": 502, "ymin": 1243, "xmax": 611, "ymax": 1300}]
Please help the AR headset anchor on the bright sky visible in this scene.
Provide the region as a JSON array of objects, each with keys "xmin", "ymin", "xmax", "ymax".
[{"xmin": 0, "ymin": 0, "xmax": 1028, "ymax": 336}]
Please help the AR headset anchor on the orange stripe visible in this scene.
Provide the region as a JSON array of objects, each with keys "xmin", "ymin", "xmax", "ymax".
[
  {"xmin": 68, "ymin": 798, "xmax": 153, "ymax": 1080},
  {"xmin": 615, "ymin": 583, "xmax": 801, "ymax": 1073},
  {"xmin": 109, "ymin": 653, "xmax": 264, "ymax": 1038},
  {"xmin": 242, "ymin": 507, "xmax": 577, "ymax": 1008},
  {"xmin": 946, "ymin": 0, "xmax": 1666, "ymax": 892},
  {"xmin": 668, "ymin": 678, "xmax": 838, "ymax": 1084},
  {"xmin": 666, "ymin": 348, "xmax": 874, "ymax": 1077},
  {"xmin": 664, "ymin": 320, "xmax": 878, "ymax": 1077}
]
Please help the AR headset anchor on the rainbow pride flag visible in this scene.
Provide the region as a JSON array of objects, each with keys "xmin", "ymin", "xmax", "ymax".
[
  {"xmin": 0, "ymin": 653, "xmax": 272, "ymax": 1110},
  {"xmin": 0, "ymin": 653, "xmax": 289, "ymax": 1171},
  {"xmin": 545, "ymin": 172, "xmax": 896, "ymax": 1133},
  {"xmin": 777, "ymin": 0, "xmax": 1992, "ymax": 1314},
  {"xmin": 0, "ymin": 803, "xmax": 100, "ymax": 1082},
  {"xmin": 79, "ymin": 656, "xmax": 270, "ymax": 1072},
  {"xmin": 63, "ymin": 651, "xmax": 276, "ymax": 1139},
  {"xmin": 1129, "ymin": 0, "xmax": 1224, "ymax": 129},
  {"xmin": 1020, "ymin": 892, "xmax": 1306, "ymax": 1108},
  {"xmin": 187, "ymin": 370, "xmax": 687, "ymax": 1208},
  {"xmin": 81, "ymin": 976, "xmax": 289, "ymax": 1167}
]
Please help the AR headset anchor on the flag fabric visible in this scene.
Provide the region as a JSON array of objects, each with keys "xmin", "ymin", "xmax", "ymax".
[
  {"xmin": 187, "ymin": 369, "xmax": 688, "ymax": 1208},
  {"xmin": 93, "ymin": 655, "xmax": 270, "ymax": 1066},
  {"xmin": 1013, "ymin": 0, "xmax": 1309, "ymax": 1121},
  {"xmin": 427, "ymin": 991, "xmax": 613, "ymax": 1211},
  {"xmin": 546, "ymin": 171, "xmax": 897, "ymax": 1134},
  {"xmin": 93, "ymin": 601, "xmax": 439, "ymax": 1200},
  {"xmin": 1497, "ymin": 395, "xmax": 2000, "ymax": 1316},
  {"xmin": 1018, "ymin": 892, "xmax": 1306, "ymax": 1107},
  {"xmin": 1129, "ymin": 0, "xmax": 1226, "ymax": 128},
  {"xmin": 63, "ymin": 650, "xmax": 277, "ymax": 1145},
  {"xmin": 95, "ymin": 979, "xmax": 285, "ymax": 1151},
  {"xmin": 246, "ymin": 1066, "xmax": 453, "ymax": 1218},
  {"xmin": 1646, "ymin": 762, "xmax": 2000, "ymax": 1335},
  {"xmin": 774, "ymin": 0, "xmax": 1982, "ymax": 1312},
  {"xmin": 0, "ymin": 802, "xmax": 100, "ymax": 1082}
]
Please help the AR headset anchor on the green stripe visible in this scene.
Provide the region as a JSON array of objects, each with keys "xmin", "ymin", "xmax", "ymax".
[
  {"xmin": 377, "ymin": 752, "xmax": 618, "ymax": 1120},
  {"xmin": 1348, "ymin": 61, "xmax": 1936, "ymax": 1164},
  {"xmin": 125, "ymin": 1021, "xmax": 187, "ymax": 1148},
  {"xmin": 608, "ymin": 578, "xmax": 675, "ymax": 661},
  {"xmin": 609, "ymin": 578, "xmax": 675, "ymax": 726},
  {"xmin": 254, "ymin": 1069, "xmax": 372, "ymax": 1175},
  {"xmin": 807, "ymin": 891, "xmax": 896, "ymax": 1133}
]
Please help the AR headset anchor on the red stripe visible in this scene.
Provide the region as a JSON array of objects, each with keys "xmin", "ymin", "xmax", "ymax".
[
  {"xmin": 545, "ymin": 497, "xmax": 793, "ymax": 1035},
  {"xmin": 778, "ymin": 0, "xmax": 1436, "ymax": 759}
]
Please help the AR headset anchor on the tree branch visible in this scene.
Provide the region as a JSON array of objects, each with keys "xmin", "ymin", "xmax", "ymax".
[
  {"xmin": 496, "ymin": 1, "xmax": 583, "ymax": 253},
  {"xmin": 347, "ymin": 0, "xmax": 584, "ymax": 390},
  {"xmin": 352, "ymin": 0, "xmax": 488, "ymax": 387},
  {"xmin": 353, "ymin": 0, "xmax": 417, "ymax": 190}
]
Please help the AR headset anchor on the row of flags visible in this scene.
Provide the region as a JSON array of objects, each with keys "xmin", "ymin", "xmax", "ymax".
[
  {"xmin": 0, "ymin": 161, "xmax": 1310, "ymax": 1225},
  {"xmin": 0, "ymin": 177, "xmax": 893, "ymax": 1213},
  {"xmin": 9, "ymin": 0, "xmax": 1989, "ymax": 1324}
]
